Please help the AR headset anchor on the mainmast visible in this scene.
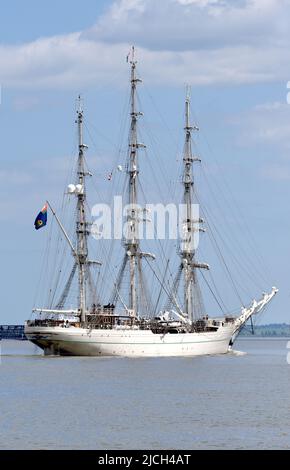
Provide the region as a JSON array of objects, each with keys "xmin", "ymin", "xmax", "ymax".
[
  {"xmin": 125, "ymin": 47, "xmax": 143, "ymax": 317},
  {"xmin": 76, "ymin": 97, "xmax": 89, "ymax": 323},
  {"xmin": 113, "ymin": 48, "xmax": 154, "ymax": 317},
  {"xmin": 180, "ymin": 90, "xmax": 209, "ymax": 322}
]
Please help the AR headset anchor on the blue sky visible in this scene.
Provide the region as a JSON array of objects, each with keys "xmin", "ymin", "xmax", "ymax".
[{"xmin": 1, "ymin": 0, "xmax": 290, "ymax": 324}]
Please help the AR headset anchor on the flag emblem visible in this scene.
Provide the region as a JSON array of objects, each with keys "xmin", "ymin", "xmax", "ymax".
[{"xmin": 34, "ymin": 203, "xmax": 48, "ymax": 230}]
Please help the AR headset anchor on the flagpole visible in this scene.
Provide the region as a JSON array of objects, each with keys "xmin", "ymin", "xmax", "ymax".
[{"xmin": 46, "ymin": 200, "xmax": 78, "ymax": 260}]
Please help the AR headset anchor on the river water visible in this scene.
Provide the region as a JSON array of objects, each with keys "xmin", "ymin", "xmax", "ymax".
[{"xmin": 0, "ymin": 338, "xmax": 289, "ymax": 449}]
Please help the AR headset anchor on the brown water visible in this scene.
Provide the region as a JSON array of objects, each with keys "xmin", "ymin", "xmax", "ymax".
[{"xmin": 0, "ymin": 338, "xmax": 289, "ymax": 449}]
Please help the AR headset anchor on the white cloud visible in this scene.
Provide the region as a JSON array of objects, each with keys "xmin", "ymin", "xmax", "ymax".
[
  {"xmin": 0, "ymin": 37, "xmax": 288, "ymax": 89},
  {"xmin": 229, "ymin": 99, "xmax": 290, "ymax": 181},
  {"xmin": 0, "ymin": 0, "xmax": 289, "ymax": 89},
  {"xmin": 86, "ymin": 0, "xmax": 289, "ymax": 51},
  {"xmin": 232, "ymin": 101, "xmax": 290, "ymax": 147},
  {"xmin": 0, "ymin": 34, "xmax": 129, "ymax": 89}
]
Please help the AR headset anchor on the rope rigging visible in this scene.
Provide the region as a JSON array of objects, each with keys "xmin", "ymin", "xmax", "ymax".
[{"xmin": 32, "ymin": 58, "xmax": 276, "ymax": 329}]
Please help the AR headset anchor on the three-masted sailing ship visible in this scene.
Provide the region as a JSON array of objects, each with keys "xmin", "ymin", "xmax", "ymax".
[{"xmin": 25, "ymin": 50, "xmax": 278, "ymax": 357}]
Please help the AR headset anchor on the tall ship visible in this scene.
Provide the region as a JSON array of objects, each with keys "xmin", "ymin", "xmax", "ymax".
[{"xmin": 25, "ymin": 50, "xmax": 278, "ymax": 357}]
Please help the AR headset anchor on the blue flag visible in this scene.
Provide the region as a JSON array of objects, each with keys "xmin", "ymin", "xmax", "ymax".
[{"xmin": 34, "ymin": 203, "xmax": 48, "ymax": 230}]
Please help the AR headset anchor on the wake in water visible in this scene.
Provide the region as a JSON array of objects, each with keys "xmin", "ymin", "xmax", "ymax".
[{"xmin": 228, "ymin": 348, "xmax": 247, "ymax": 356}]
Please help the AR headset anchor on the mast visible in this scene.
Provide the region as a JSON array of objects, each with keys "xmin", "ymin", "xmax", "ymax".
[
  {"xmin": 76, "ymin": 96, "xmax": 89, "ymax": 323},
  {"xmin": 125, "ymin": 47, "xmax": 144, "ymax": 317},
  {"xmin": 112, "ymin": 48, "xmax": 153, "ymax": 317},
  {"xmin": 180, "ymin": 89, "xmax": 208, "ymax": 322}
]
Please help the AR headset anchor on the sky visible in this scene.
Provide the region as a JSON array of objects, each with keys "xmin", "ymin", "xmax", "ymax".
[{"xmin": 1, "ymin": 0, "xmax": 290, "ymax": 324}]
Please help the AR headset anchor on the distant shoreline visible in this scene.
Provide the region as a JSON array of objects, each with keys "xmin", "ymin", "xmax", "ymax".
[
  {"xmin": 239, "ymin": 323, "xmax": 290, "ymax": 337},
  {"xmin": 0, "ymin": 325, "xmax": 26, "ymax": 340},
  {"xmin": 237, "ymin": 336, "xmax": 290, "ymax": 340}
]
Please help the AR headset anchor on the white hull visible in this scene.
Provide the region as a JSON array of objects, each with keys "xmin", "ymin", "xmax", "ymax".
[{"xmin": 25, "ymin": 323, "xmax": 235, "ymax": 357}]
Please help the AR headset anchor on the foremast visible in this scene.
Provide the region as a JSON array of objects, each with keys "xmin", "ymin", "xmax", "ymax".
[
  {"xmin": 76, "ymin": 97, "xmax": 89, "ymax": 323},
  {"xmin": 180, "ymin": 90, "xmax": 209, "ymax": 323}
]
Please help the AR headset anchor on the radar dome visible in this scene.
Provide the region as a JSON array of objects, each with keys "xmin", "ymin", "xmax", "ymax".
[
  {"xmin": 67, "ymin": 184, "xmax": 76, "ymax": 194},
  {"xmin": 75, "ymin": 184, "xmax": 83, "ymax": 194}
]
